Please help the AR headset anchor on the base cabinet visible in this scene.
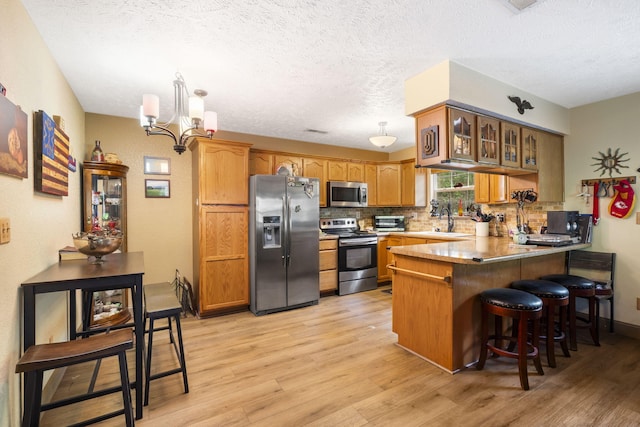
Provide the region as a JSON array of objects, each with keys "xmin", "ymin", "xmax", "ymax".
[{"xmin": 319, "ymin": 239, "xmax": 338, "ymax": 293}]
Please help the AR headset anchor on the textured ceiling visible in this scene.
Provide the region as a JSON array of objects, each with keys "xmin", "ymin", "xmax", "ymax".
[{"xmin": 19, "ymin": 0, "xmax": 640, "ymax": 152}]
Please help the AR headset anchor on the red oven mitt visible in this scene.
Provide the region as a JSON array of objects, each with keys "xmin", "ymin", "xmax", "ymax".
[{"xmin": 608, "ymin": 179, "xmax": 635, "ymax": 219}]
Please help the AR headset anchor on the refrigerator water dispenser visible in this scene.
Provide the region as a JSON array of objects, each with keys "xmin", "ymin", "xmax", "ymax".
[{"xmin": 262, "ymin": 215, "xmax": 281, "ymax": 248}]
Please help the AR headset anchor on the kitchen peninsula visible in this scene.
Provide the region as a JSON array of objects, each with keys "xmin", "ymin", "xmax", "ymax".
[{"xmin": 389, "ymin": 238, "xmax": 590, "ymax": 373}]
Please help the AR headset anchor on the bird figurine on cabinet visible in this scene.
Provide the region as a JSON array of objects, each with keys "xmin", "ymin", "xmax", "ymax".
[{"xmin": 508, "ymin": 96, "xmax": 534, "ymax": 115}]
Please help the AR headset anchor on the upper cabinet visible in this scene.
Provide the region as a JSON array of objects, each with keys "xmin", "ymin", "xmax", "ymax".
[
  {"xmin": 194, "ymin": 139, "xmax": 250, "ymax": 205},
  {"xmin": 477, "ymin": 116, "xmax": 499, "ymax": 165},
  {"xmin": 364, "ymin": 163, "xmax": 378, "ymax": 207},
  {"xmin": 249, "ymin": 151, "xmax": 273, "ymax": 175},
  {"xmin": 500, "ymin": 122, "xmax": 521, "ymax": 169},
  {"xmin": 377, "ymin": 163, "xmax": 401, "ymax": 206},
  {"xmin": 328, "ymin": 160, "xmax": 348, "ymax": 181},
  {"xmin": 347, "ymin": 163, "xmax": 365, "ymax": 182},
  {"xmin": 302, "ymin": 157, "xmax": 328, "ymax": 207},
  {"xmin": 449, "ymin": 108, "xmax": 476, "ymax": 163},
  {"xmin": 521, "ymin": 127, "xmax": 539, "ymax": 171},
  {"xmin": 401, "ymin": 161, "xmax": 427, "ymax": 207}
]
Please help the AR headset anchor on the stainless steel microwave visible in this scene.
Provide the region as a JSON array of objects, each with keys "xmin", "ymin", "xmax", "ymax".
[{"xmin": 328, "ymin": 181, "xmax": 368, "ymax": 207}]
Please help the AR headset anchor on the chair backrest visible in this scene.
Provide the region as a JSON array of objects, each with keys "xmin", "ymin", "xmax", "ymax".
[{"xmin": 567, "ymin": 250, "xmax": 616, "ymax": 289}]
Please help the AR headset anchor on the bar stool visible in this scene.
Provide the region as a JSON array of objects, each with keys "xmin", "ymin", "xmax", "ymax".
[
  {"xmin": 511, "ymin": 279, "xmax": 570, "ymax": 368},
  {"xmin": 477, "ymin": 288, "xmax": 544, "ymax": 390},
  {"xmin": 15, "ymin": 329, "xmax": 134, "ymax": 427},
  {"xmin": 144, "ymin": 282, "xmax": 189, "ymax": 406},
  {"xmin": 540, "ymin": 273, "xmax": 597, "ymax": 351}
]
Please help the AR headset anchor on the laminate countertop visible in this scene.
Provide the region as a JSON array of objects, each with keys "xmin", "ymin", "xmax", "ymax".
[{"xmin": 390, "ymin": 237, "xmax": 590, "ymax": 265}]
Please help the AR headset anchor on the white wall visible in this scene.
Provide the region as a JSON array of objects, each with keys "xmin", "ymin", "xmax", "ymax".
[
  {"xmin": 0, "ymin": 0, "xmax": 86, "ymax": 424},
  {"xmin": 565, "ymin": 92, "xmax": 640, "ymax": 328}
]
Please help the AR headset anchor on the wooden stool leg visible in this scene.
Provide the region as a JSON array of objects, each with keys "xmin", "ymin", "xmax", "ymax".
[
  {"xmin": 545, "ymin": 305, "xmax": 556, "ymax": 368},
  {"xmin": 517, "ymin": 313, "xmax": 530, "ymax": 390},
  {"xmin": 568, "ymin": 292, "xmax": 577, "ymax": 351},
  {"xmin": 532, "ymin": 315, "xmax": 544, "ymax": 376},
  {"xmin": 144, "ymin": 317, "xmax": 155, "ymax": 406},
  {"xmin": 589, "ymin": 295, "xmax": 600, "ymax": 346},
  {"xmin": 559, "ymin": 304, "xmax": 571, "ymax": 357},
  {"xmin": 117, "ymin": 351, "xmax": 134, "ymax": 427},
  {"xmin": 174, "ymin": 314, "xmax": 189, "ymax": 394},
  {"xmin": 477, "ymin": 305, "xmax": 489, "ymax": 370}
]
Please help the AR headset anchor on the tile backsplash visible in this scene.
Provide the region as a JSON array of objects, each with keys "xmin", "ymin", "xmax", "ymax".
[{"xmin": 321, "ymin": 201, "xmax": 563, "ymax": 237}]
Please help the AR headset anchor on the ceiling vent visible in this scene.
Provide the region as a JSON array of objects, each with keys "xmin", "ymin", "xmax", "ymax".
[
  {"xmin": 499, "ymin": 0, "xmax": 541, "ymax": 13},
  {"xmin": 304, "ymin": 128, "xmax": 328, "ymax": 134}
]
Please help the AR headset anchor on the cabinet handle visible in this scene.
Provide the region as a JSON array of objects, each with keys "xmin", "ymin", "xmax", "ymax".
[{"xmin": 386, "ymin": 264, "xmax": 452, "ymax": 286}]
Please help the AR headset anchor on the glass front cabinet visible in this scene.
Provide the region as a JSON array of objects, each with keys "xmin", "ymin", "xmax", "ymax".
[{"xmin": 81, "ymin": 161, "xmax": 130, "ymax": 328}]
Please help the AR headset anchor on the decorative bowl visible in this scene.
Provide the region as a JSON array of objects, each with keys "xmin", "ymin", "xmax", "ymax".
[{"xmin": 72, "ymin": 231, "xmax": 123, "ymax": 263}]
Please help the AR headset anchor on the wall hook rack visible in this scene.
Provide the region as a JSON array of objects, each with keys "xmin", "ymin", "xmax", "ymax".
[{"xmin": 581, "ymin": 176, "xmax": 636, "ymax": 187}]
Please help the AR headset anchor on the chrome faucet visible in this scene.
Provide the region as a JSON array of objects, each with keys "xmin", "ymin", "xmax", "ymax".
[{"xmin": 439, "ymin": 203, "xmax": 454, "ymax": 232}]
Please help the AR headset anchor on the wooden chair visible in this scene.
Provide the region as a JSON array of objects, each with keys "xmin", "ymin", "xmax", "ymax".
[
  {"xmin": 567, "ymin": 250, "xmax": 616, "ymax": 333},
  {"xmin": 15, "ymin": 329, "xmax": 134, "ymax": 427}
]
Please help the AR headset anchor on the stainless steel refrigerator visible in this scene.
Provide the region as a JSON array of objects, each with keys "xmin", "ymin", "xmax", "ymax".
[{"xmin": 249, "ymin": 175, "xmax": 320, "ymax": 315}]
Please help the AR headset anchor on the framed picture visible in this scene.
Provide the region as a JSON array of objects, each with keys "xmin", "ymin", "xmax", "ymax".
[
  {"xmin": 0, "ymin": 95, "xmax": 28, "ymax": 179},
  {"xmin": 145, "ymin": 179, "xmax": 170, "ymax": 198},
  {"xmin": 144, "ymin": 156, "xmax": 170, "ymax": 175}
]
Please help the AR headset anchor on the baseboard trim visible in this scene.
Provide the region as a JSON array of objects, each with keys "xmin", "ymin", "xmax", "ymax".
[{"xmin": 610, "ymin": 320, "xmax": 640, "ymax": 340}]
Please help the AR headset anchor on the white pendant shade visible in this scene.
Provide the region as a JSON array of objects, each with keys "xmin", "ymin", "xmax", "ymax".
[{"xmin": 369, "ymin": 121, "xmax": 396, "ymax": 148}]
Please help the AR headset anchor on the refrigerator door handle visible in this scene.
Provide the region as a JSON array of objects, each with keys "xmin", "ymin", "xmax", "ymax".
[
  {"xmin": 281, "ymin": 195, "xmax": 287, "ymax": 266},
  {"xmin": 286, "ymin": 194, "xmax": 292, "ymax": 267}
]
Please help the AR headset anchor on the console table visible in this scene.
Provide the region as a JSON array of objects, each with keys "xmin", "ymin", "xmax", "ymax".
[{"xmin": 21, "ymin": 252, "xmax": 145, "ymax": 419}]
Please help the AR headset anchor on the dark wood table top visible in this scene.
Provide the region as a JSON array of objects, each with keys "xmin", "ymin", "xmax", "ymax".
[{"xmin": 22, "ymin": 252, "xmax": 145, "ymax": 287}]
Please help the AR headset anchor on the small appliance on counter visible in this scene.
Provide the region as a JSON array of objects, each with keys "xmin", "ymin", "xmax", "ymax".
[
  {"xmin": 374, "ymin": 215, "xmax": 405, "ymax": 232},
  {"xmin": 547, "ymin": 210, "xmax": 580, "ymax": 236},
  {"xmin": 526, "ymin": 234, "xmax": 580, "ymax": 247}
]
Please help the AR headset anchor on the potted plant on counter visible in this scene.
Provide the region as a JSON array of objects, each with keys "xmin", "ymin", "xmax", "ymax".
[{"xmin": 472, "ymin": 208, "xmax": 495, "ymax": 237}]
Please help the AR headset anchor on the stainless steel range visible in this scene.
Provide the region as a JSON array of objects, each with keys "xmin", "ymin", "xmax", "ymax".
[{"xmin": 320, "ymin": 217, "xmax": 378, "ymax": 295}]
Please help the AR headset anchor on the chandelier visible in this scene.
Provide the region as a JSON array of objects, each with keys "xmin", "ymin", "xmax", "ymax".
[
  {"xmin": 140, "ymin": 72, "xmax": 217, "ymax": 154},
  {"xmin": 369, "ymin": 121, "xmax": 396, "ymax": 148}
]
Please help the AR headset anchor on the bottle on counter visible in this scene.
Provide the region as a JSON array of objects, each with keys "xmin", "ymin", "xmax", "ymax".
[{"xmin": 458, "ymin": 199, "xmax": 463, "ymax": 216}]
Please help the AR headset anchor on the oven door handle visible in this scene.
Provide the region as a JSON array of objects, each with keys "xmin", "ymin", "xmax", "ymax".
[{"xmin": 339, "ymin": 238, "xmax": 377, "ymax": 246}]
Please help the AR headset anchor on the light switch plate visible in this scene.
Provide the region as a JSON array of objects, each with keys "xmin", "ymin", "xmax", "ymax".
[{"xmin": 0, "ymin": 217, "xmax": 10, "ymax": 244}]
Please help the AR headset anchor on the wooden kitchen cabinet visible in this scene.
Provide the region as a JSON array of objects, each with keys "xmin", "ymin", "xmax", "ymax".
[
  {"xmin": 449, "ymin": 108, "xmax": 476, "ymax": 162},
  {"xmin": 401, "ymin": 160, "xmax": 427, "ymax": 207},
  {"xmin": 521, "ymin": 127, "xmax": 539, "ymax": 171},
  {"xmin": 302, "ymin": 157, "xmax": 328, "ymax": 206},
  {"xmin": 364, "ymin": 163, "xmax": 378, "ymax": 206},
  {"xmin": 274, "ymin": 154, "xmax": 302, "ymax": 176},
  {"xmin": 500, "ymin": 122, "xmax": 521, "ymax": 168},
  {"xmin": 319, "ymin": 238, "xmax": 338, "ymax": 293},
  {"xmin": 249, "ymin": 151, "xmax": 273, "ymax": 175},
  {"xmin": 347, "ymin": 163, "xmax": 365, "ymax": 181},
  {"xmin": 328, "ymin": 160, "xmax": 348, "ymax": 181},
  {"xmin": 378, "ymin": 236, "xmax": 402, "ymax": 283},
  {"xmin": 474, "ymin": 173, "xmax": 508, "ymax": 204},
  {"xmin": 377, "ymin": 163, "xmax": 401, "ymax": 206},
  {"xmin": 191, "ymin": 139, "xmax": 251, "ymax": 316},
  {"xmin": 477, "ymin": 116, "xmax": 500, "ymax": 165}
]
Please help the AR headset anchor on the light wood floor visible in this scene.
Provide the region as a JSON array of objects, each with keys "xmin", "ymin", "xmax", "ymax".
[{"xmin": 40, "ymin": 285, "xmax": 640, "ymax": 426}]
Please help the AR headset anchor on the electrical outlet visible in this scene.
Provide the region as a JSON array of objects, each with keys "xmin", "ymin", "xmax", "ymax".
[
  {"xmin": 0, "ymin": 217, "xmax": 10, "ymax": 244},
  {"xmin": 409, "ymin": 212, "xmax": 418, "ymax": 219}
]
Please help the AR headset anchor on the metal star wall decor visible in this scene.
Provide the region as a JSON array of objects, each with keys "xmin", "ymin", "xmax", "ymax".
[{"xmin": 591, "ymin": 147, "xmax": 630, "ymax": 177}]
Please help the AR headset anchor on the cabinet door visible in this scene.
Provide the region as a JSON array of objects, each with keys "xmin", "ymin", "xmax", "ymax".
[
  {"xmin": 377, "ymin": 163, "xmax": 401, "ymax": 206},
  {"xmin": 198, "ymin": 206, "xmax": 248, "ymax": 314},
  {"xmin": 347, "ymin": 163, "xmax": 365, "ymax": 181},
  {"xmin": 319, "ymin": 239, "xmax": 337, "ymax": 292},
  {"xmin": 302, "ymin": 157, "xmax": 328, "ymax": 206},
  {"xmin": 536, "ymin": 132, "xmax": 564, "ymax": 202},
  {"xmin": 448, "ymin": 108, "xmax": 476, "ymax": 162},
  {"xmin": 477, "ymin": 116, "xmax": 500, "ymax": 165},
  {"xmin": 500, "ymin": 122, "xmax": 521, "ymax": 168},
  {"xmin": 401, "ymin": 162, "xmax": 417, "ymax": 206},
  {"xmin": 377, "ymin": 237, "xmax": 389, "ymax": 282},
  {"xmin": 474, "ymin": 173, "xmax": 490, "ymax": 204},
  {"xmin": 249, "ymin": 151, "xmax": 274, "ymax": 175},
  {"xmin": 521, "ymin": 127, "xmax": 539, "ymax": 171},
  {"xmin": 328, "ymin": 160, "xmax": 348, "ymax": 181},
  {"xmin": 490, "ymin": 174, "xmax": 508, "ymax": 203},
  {"xmin": 274, "ymin": 155, "xmax": 302, "ymax": 176},
  {"xmin": 199, "ymin": 142, "xmax": 249, "ymax": 205},
  {"xmin": 402, "ymin": 237, "xmax": 429, "ymax": 245},
  {"xmin": 364, "ymin": 164, "xmax": 378, "ymax": 207}
]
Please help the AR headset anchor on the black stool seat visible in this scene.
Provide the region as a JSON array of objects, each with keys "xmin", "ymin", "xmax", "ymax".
[
  {"xmin": 541, "ymin": 273, "xmax": 598, "ymax": 350},
  {"xmin": 512, "ymin": 279, "xmax": 569, "ymax": 299},
  {"xmin": 512, "ymin": 280, "xmax": 571, "ymax": 368},
  {"xmin": 477, "ymin": 288, "xmax": 544, "ymax": 390},
  {"xmin": 479, "ymin": 288, "xmax": 543, "ymax": 311},
  {"xmin": 541, "ymin": 274, "xmax": 595, "ymax": 290}
]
